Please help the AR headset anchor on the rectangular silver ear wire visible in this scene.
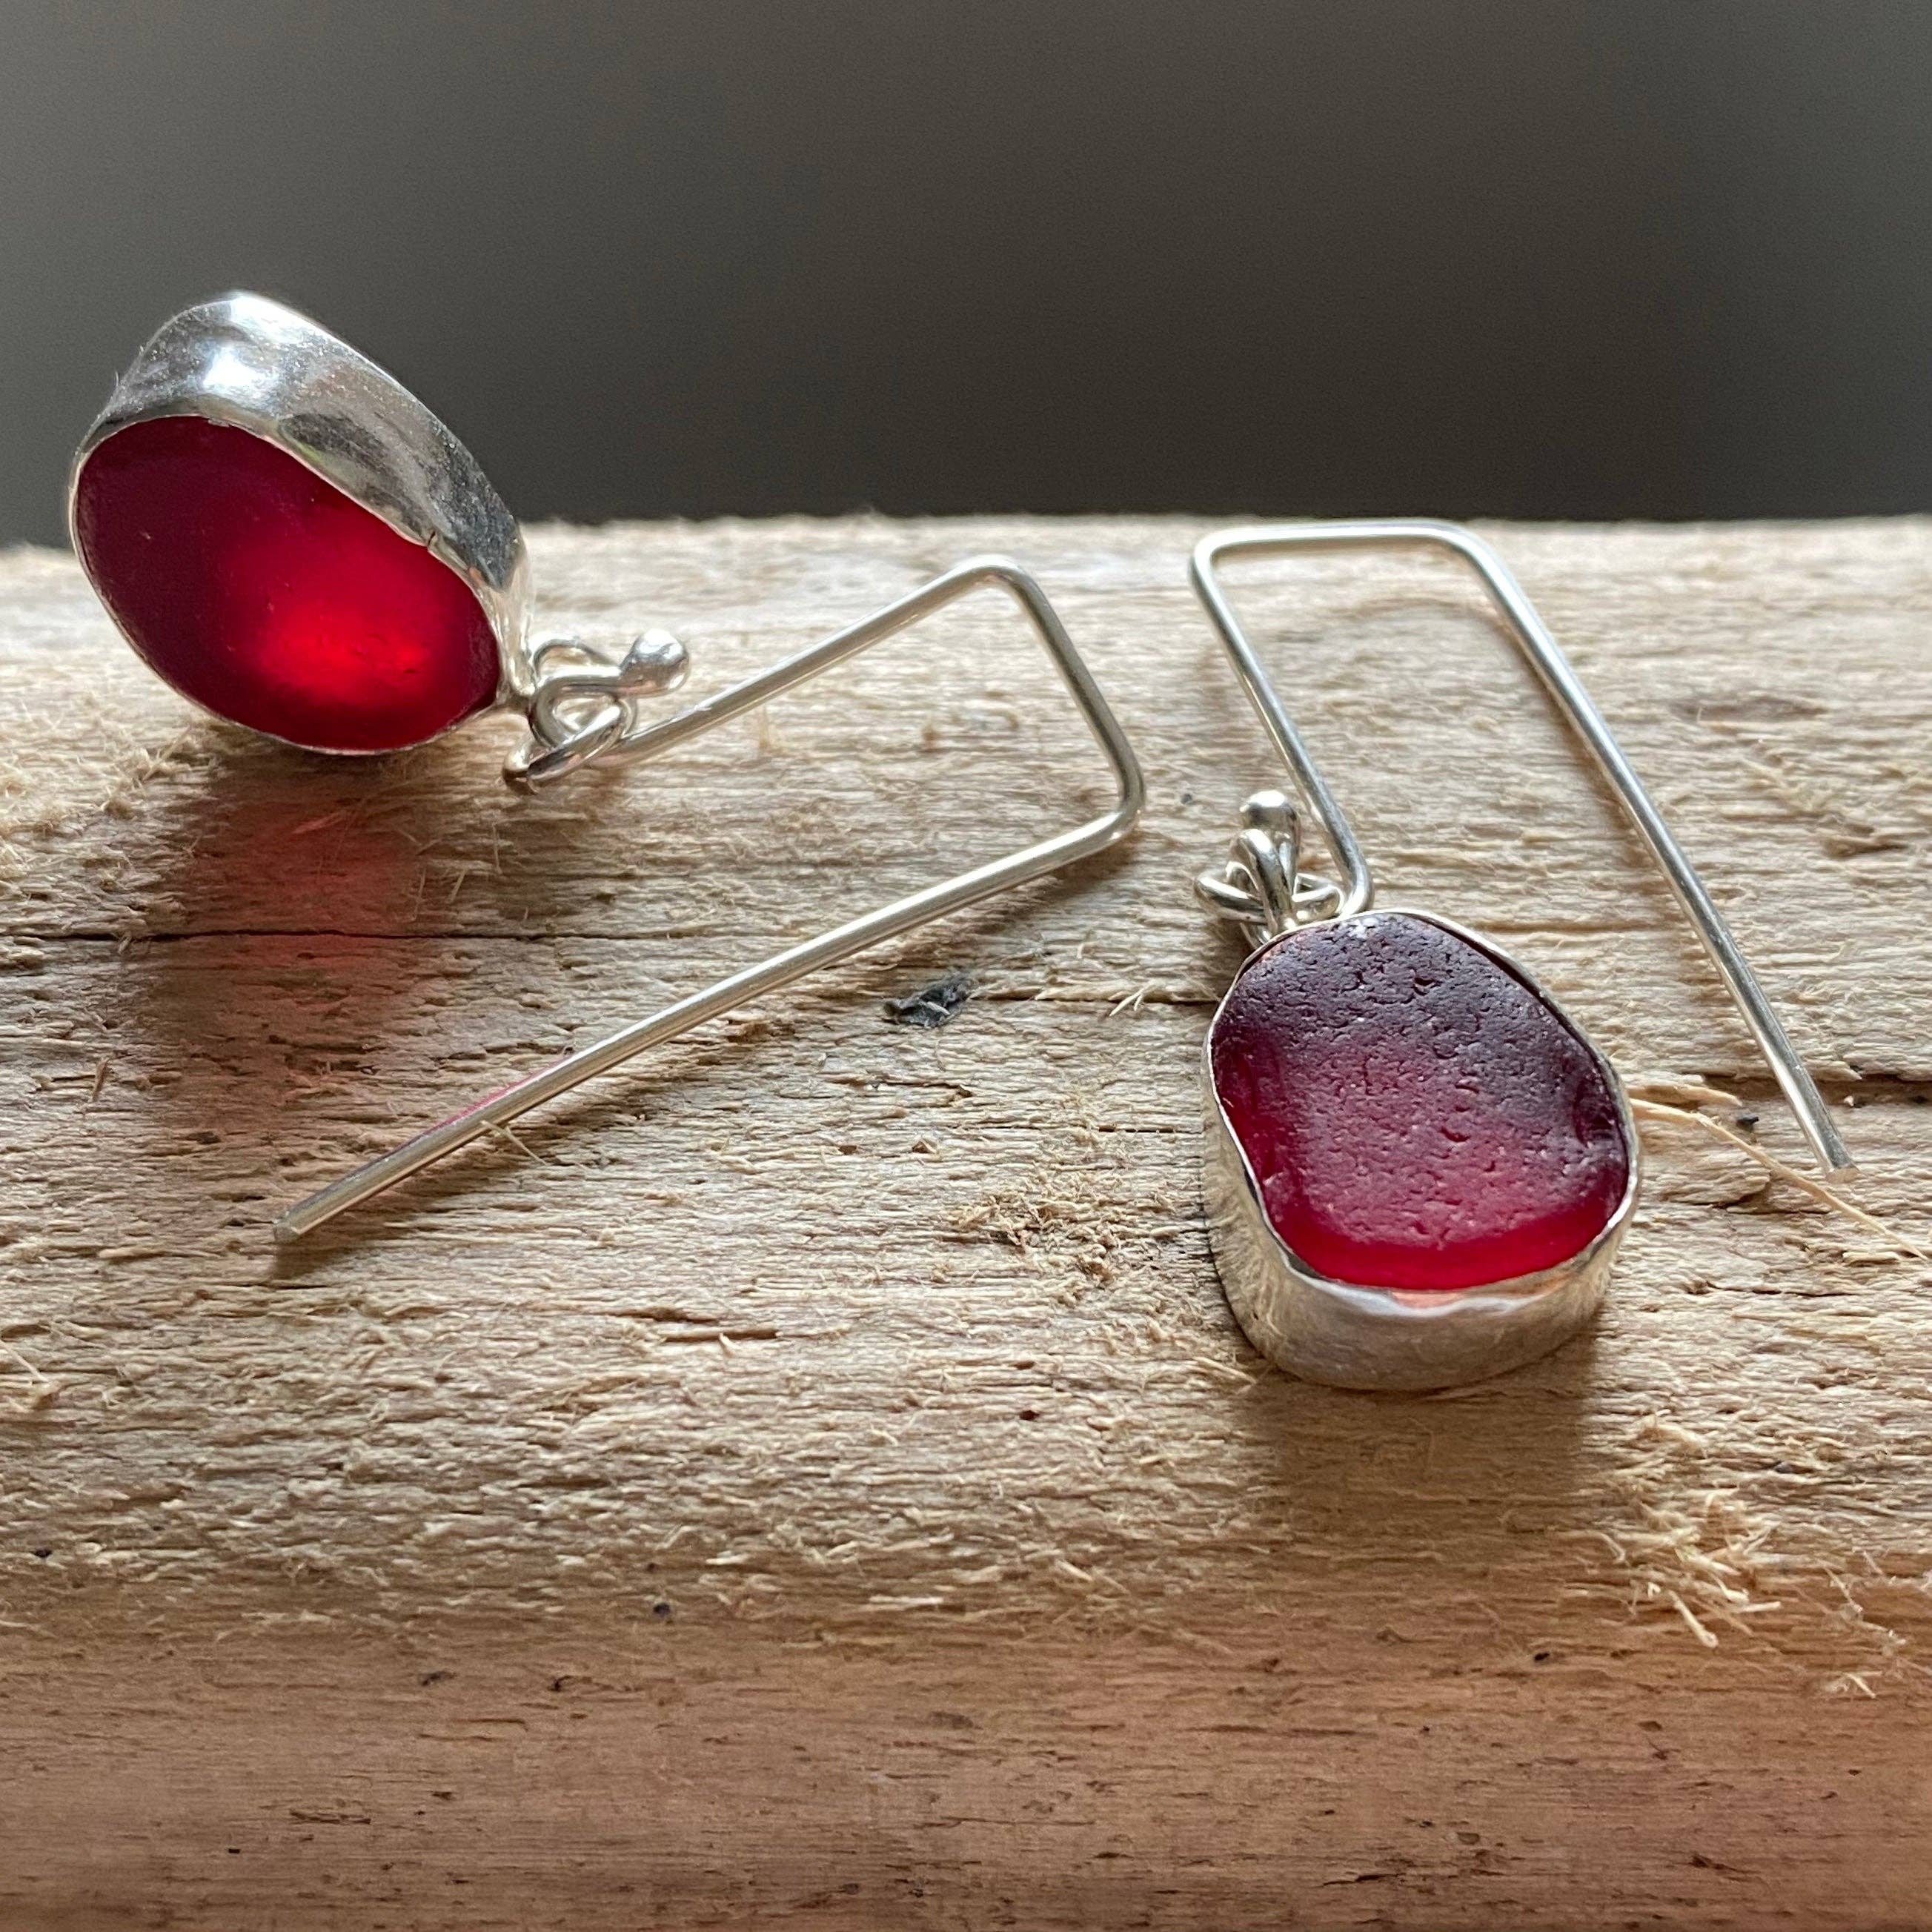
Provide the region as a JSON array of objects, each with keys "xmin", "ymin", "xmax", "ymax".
[
  {"xmin": 276, "ymin": 557, "xmax": 1146, "ymax": 1241},
  {"xmin": 1192, "ymin": 519, "xmax": 1852, "ymax": 1180}
]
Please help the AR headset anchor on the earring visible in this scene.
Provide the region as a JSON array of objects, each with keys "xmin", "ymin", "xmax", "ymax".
[
  {"xmin": 70, "ymin": 294, "xmax": 1146, "ymax": 1239},
  {"xmin": 1189, "ymin": 520, "xmax": 1850, "ymax": 1392}
]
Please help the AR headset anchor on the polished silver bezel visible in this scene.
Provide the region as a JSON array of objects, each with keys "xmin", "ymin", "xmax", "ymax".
[
  {"xmin": 67, "ymin": 292, "xmax": 533, "ymax": 747},
  {"xmin": 1202, "ymin": 908, "xmax": 1641, "ymax": 1392}
]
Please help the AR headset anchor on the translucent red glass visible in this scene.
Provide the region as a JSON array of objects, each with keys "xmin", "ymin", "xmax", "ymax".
[
  {"xmin": 73, "ymin": 416, "xmax": 501, "ymax": 752},
  {"xmin": 1210, "ymin": 912, "xmax": 1630, "ymax": 1290}
]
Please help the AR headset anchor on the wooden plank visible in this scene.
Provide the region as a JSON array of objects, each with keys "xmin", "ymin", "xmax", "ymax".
[{"xmin": 1, "ymin": 515, "xmax": 1928, "ymax": 1928}]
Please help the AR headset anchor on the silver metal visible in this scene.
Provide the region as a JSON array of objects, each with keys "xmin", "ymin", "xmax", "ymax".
[
  {"xmin": 513, "ymin": 630, "xmax": 693, "ymax": 783},
  {"xmin": 71, "ymin": 293, "xmax": 534, "ymax": 724},
  {"xmin": 1194, "ymin": 789, "xmax": 1341, "ymax": 943},
  {"xmin": 1192, "ymin": 519, "xmax": 1852, "ymax": 1178},
  {"xmin": 276, "ymin": 557, "xmax": 1145, "ymax": 1240},
  {"xmin": 1203, "ymin": 909, "xmax": 1641, "ymax": 1392}
]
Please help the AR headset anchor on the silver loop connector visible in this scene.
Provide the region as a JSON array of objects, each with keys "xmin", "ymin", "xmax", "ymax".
[
  {"xmin": 506, "ymin": 629, "xmax": 690, "ymax": 787},
  {"xmin": 1194, "ymin": 789, "xmax": 1342, "ymax": 946}
]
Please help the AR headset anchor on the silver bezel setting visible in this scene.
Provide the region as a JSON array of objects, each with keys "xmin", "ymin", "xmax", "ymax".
[
  {"xmin": 68, "ymin": 292, "xmax": 533, "ymax": 748},
  {"xmin": 1201, "ymin": 908, "xmax": 1641, "ymax": 1392}
]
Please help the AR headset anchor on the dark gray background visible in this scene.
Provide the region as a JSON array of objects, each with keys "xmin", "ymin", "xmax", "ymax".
[{"xmin": 6, "ymin": 1, "xmax": 1931, "ymax": 546}]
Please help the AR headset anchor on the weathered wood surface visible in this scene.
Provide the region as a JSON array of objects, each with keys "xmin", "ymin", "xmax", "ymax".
[{"xmin": 1, "ymin": 515, "xmax": 1928, "ymax": 1928}]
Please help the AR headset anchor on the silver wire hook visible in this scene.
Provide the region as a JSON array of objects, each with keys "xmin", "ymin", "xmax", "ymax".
[
  {"xmin": 1190, "ymin": 519, "xmax": 1853, "ymax": 1179},
  {"xmin": 276, "ymin": 556, "xmax": 1146, "ymax": 1240}
]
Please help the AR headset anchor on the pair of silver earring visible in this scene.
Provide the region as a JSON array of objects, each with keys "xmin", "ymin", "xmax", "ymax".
[{"xmin": 70, "ymin": 294, "xmax": 1849, "ymax": 1391}]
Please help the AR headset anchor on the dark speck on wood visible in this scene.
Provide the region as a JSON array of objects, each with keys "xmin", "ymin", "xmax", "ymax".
[{"xmin": 883, "ymin": 971, "xmax": 975, "ymax": 1029}]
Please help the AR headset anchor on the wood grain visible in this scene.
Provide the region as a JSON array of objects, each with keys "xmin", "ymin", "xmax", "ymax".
[{"xmin": 1, "ymin": 515, "xmax": 1928, "ymax": 1928}]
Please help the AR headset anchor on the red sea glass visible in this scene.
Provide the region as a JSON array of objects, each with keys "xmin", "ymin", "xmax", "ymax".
[
  {"xmin": 1209, "ymin": 912, "xmax": 1630, "ymax": 1291},
  {"xmin": 73, "ymin": 416, "xmax": 500, "ymax": 752}
]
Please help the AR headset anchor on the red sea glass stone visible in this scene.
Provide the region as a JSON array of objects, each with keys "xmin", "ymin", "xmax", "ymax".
[
  {"xmin": 1209, "ymin": 912, "xmax": 1629, "ymax": 1291},
  {"xmin": 73, "ymin": 415, "xmax": 500, "ymax": 752}
]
